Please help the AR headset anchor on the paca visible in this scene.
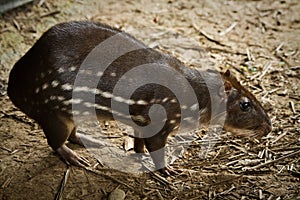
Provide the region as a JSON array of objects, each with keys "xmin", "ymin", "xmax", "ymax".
[{"xmin": 7, "ymin": 21, "xmax": 272, "ymax": 174}]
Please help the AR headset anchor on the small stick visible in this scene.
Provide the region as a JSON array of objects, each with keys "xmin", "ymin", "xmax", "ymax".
[
  {"xmin": 55, "ymin": 167, "xmax": 70, "ymax": 200},
  {"xmin": 84, "ymin": 167, "xmax": 144, "ymax": 196},
  {"xmin": 275, "ymin": 42, "xmax": 284, "ymax": 52},
  {"xmin": 289, "ymin": 101, "xmax": 296, "ymax": 114},
  {"xmin": 40, "ymin": 10, "xmax": 61, "ymax": 18},
  {"xmin": 258, "ymin": 62, "xmax": 272, "ymax": 80},
  {"xmin": 192, "ymin": 22, "xmax": 228, "ymax": 47},
  {"xmin": 149, "ymin": 170, "xmax": 173, "ymax": 186},
  {"xmin": 1, "ymin": 177, "xmax": 13, "ymax": 188},
  {"xmin": 247, "ymin": 150, "xmax": 300, "ymax": 170},
  {"xmin": 199, "ymin": 30, "xmax": 227, "ymax": 47},
  {"xmin": 156, "ymin": 189, "xmax": 164, "ymax": 200},
  {"xmin": 219, "ymin": 22, "xmax": 238, "ymax": 36},
  {"xmin": 259, "ymin": 189, "xmax": 263, "ymax": 199},
  {"xmin": 38, "ymin": 0, "xmax": 45, "ymax": 7},
  {"xmin": 207, "ymin": 47, "xmax": 247, "ymax": 56},
  {"xmin": 12, "ymin": 19, "xmax": 21, "ymax": 31},
  {"xmin": 210, "ymin": 175, "xmax": 242, "ymax": 186},
  {"xmin": 246, "ymin": 48, "xmax": 252, "ymax": 61},
  {"xmin": 275, "ymin": 53, "xmax": 292, "ymax": 67},
  {"xmin": 271, "ymin": 132, "xmax": 287, "ymax": 144}
]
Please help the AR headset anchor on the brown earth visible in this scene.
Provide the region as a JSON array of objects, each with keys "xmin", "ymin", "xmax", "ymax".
[{"xmin": 0, "ymin": 0, "xmax": 299, "ymax": 199}]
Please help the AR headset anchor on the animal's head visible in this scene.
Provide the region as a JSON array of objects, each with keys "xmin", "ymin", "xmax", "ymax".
[{"xmin": 221, "ymin": 70, "xmax": 272, "ymax": 138}]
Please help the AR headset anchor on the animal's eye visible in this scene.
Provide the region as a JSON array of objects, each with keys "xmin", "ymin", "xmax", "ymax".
[{"xmin": 240, "ymin": 100, "xmax": 251, "ymax": 112}]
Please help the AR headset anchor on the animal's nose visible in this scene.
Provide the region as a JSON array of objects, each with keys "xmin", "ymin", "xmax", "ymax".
[{"xmin": 263, "ymin": 121, "xmax": 272, "ymax": 134}]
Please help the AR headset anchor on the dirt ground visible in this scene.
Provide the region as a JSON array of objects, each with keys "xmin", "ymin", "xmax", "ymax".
[{"xmin": 0, "ymin": 0, "xmax": 299, "ymax": 199}]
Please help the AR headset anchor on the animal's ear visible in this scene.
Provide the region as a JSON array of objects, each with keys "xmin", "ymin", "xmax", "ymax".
[
  {"xmin": 224, "ymin": 69, "xmax": 231, "ymax": 78},
  {"xmin": 219, "ymin": 80, "xmax": 232, "ymax": 97},
  {"xmin": 222, "ymin": 70, "xmax": 232, "ymax": 93},
  {"xmin": 224, "ymin": 80, "xmax": 232, "ymax": 93},
  {"xmin": 224, "ymin": 69, "xmax": 231, "ymax": 77}
]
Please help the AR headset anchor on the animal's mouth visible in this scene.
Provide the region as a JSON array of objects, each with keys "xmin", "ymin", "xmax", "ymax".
[{"xmin": 224, "ymin": 123, "xmax": 272, "ymax": 138}]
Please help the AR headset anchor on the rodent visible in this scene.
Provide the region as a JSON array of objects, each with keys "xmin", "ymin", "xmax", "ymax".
[{"xmin": 7, "ymin": 21, "xmax": 272, "ymax": 174}]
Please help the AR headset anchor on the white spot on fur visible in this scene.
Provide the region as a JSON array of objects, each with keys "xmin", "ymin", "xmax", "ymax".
[
  {"xmin": 169, "ymin": 120, "xmax": 176, "ymax": 124},
  {"xmin": 69, "ymin": 66, "xmax": 76, "ymax": 72},
  {"xmin": 83, "ymin": 102, "xmax": 95, "ymax": 108},
  {"xmin": 82, "ymin": 111, "xmax": 90, "ymax": 116},
  {"xmin": 110, "ymin": 72, "xmax": 116, "ymax": 77},
  {"xmin": 63, "ymin": 98, "xmax": 82, "ymax": 105},
  {"xmin": 35, "ymin": 87, "xmax": 40, "ymax": 94},
  {"xmin": 113, "ymin": 96, "xmax": 125, "ymax": 103},
  {"xmin": 170, "ymin": 99, "xmax": 177, "ymax": 103},
  {"xmin": 57, "ymin": 96, "xmax": 65, "ymax": 101},
  {"xmin": 132, "ymin": 115, "xmax": 146, "ymax": 122},
  {"xmin": 72, "ymin": 110, "xmax": 80, "ymax": 115},
  {"xmin": 175, "ymin": 113, "xmax": 181, "ymax": 118},
  {"xmin": 162, "ymin": 97, "xmax": 169, "ymax": 103},
  {"xmin": 73, "ymin": 86, "xmax": 97, "ymax": 94},
  {"xmin": 51, "ymin": 80, "xmax": 59, "ymax": 88},
  {"xmin": 50, "ymin": 96, "xmax": 56, "ymax": 100},
  {"xmin": 181, "ymin": 105, "xmax": 188, "ymax": 109},
  {"xmin": 40, "ymin": 72, "xmax": 45, "ymax": 78},
  {"xmin": 96, "ymin": 71, "xmax": 103, "ymax": 77},
  {"xmin": 125, "ymin": 99, "xmax": 135, "ymax": 105},
  {"xmin": 136, "ymin": 100, "xmax": 148, "ymax": 105},
  {"xmin": 42, "ymin": 83, "xmax": 49, "ymax": 90},
  {"xmin": 101, "ymin": 92, "xmax": 113, "ymax": 98},
  {"xmin": 95, "ymin": 104, "xmax": 111, "ymax": 111},
  {"xmin": 150, "ymin": 99, "xmax": 156, "ymax": 104},
  {"xmin": 57, "ymin": 68, "xmax": 65, "ymax": 73},
  {"xmin": 183, "ymin": 117, "xmax": 194, "ymax": 122},
  {"xmin": 190, "ymin": 103, "xmax": 199, "ymax": 111},
  {"xmin": 61, "ymin": 83, "xmax": 73, "ymax": 91},
  {"xmin": 79, "ymin": 69, "xmax": 92, "ymax": 75}
]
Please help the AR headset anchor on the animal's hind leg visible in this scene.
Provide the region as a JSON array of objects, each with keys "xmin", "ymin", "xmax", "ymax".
[
  {"xmin": 68, "ymin": 126, "xmax": 108, "ymax": 148},
  {"xmin": 39, "ymin": 113, "xmax": 89, "ymax": 166},
  {"xmin": 134, "ymin": 130, "xmax": 145, "ymax": 153}
]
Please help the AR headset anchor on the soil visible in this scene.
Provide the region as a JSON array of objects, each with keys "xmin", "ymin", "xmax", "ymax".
[{"xmin": 0, "ymin": 0, "xmax": 299, "ymax": 199}]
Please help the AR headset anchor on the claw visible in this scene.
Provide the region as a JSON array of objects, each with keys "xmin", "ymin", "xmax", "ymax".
[
  {"xmin": 56, "ymin": 144, "xmax": 90, "ymax": 167},
  {"xmin": 158, "ymin": 166, "xmax": 179, "ymax": 176}
]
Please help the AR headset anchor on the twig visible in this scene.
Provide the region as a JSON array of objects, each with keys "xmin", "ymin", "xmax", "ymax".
[
  {"xmin": 219, "ymin": 22, "xmax": 238, "ymax": 36},
  {"xmin": 199, "ymin": 30, "xmax": 227, "ymax": 47},
  {"xmin": 246, "ymin": 48, "xmax": 253, "ymax": 61},
  {"xmin": 210, "ymin": 175, "xmax": 242, "ymax": 186},
  {"xmin": 246, "ymin": 150, "xmax": 300, "ymax": 170},
  {"xmin": 156, "ymin": 189, "xmax": 164, "ymax": 200},
  {"xmin": 0, "ymin": 27, "xmax": 13, "ymax": 33},
  {"xmin": 1, "ymin": 111, "xmax": 34, "ymax": 126},
  {"xmin": 271, "ymin": 132, "xmax": 287, "ymax": 144},
  {"xmin": 84, "ymin": 167, "xmax": 144, "ymax": 196},
  {"xmin": 275, "ymin": 54, "xmax": 292, "ymax": 67},
  {"xmin": 289, "ymin": 101, "xmax": 296, "ymax": 114},
  {"xmin": 192, "ymin": 22, "xmax": 228, "ymax": 47},
  {"xmin": 207, "ymin": 47, "xmax": 247, "ymax": 56},
  {"xmin": 40, "ymin": 10, "xmax": 61, "ymax": 18},
  {"xmin": 274, "ymin": 42, "xmax": 284, "ymax": 52},
  {"xmin": 1, "ymin": 177, "xmax": 13, "ymax": 188},
  {"xmin": 38, "ymin": 0, "xmax": 45, "ymax": 7},
  {"xmin": 12, "ymin": 19, "xmax": 21, "ymax": 31},
  {"xmin": 258, "ymin": 62, "xmax": 272, "ymax": 80},
  {"xmin": 55, "ymin": 167, "xmax": 70, "ymax": 200}
]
